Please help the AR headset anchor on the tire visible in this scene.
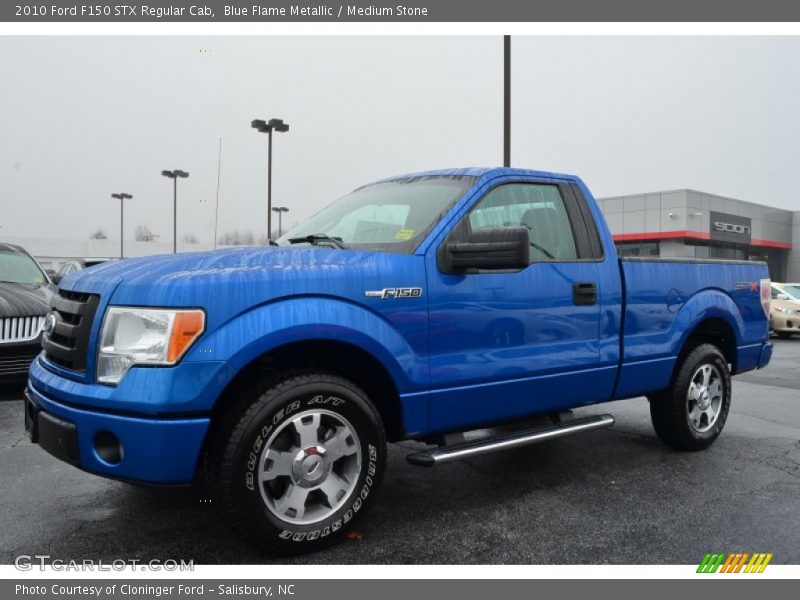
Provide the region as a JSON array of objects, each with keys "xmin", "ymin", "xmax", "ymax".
[
  {"xmin": 776, "ymin": 331, "xmax": 793, "ymax": 339},
  {"xmin": 205, "ymin": 371, "xmax": 387, "ymax": 555},
  {"xmin": 648, "ymin": 344, "xmax": 731, "ymax": 451}
]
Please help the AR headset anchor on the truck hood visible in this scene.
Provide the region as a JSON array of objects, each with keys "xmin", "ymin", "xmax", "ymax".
[
  {"xmin": 62, "ymin": 246, "xmax": 423, "ymax": 328},
  {"xmin": 64, "ymin": 246, "xmax": 373, "ymax": 290}
]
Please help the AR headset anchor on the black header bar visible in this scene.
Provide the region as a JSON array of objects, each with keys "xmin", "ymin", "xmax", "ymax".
[{"xmin": 4, "ymin": 0, "xmax": 800, "ymax": 22}]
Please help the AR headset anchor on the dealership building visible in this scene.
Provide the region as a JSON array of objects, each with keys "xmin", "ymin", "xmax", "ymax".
[{"xmin": 597, "ymin": 189, "xmax": 800, "ymax": 282}]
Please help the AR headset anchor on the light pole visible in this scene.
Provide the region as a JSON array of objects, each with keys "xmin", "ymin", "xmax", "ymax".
[
  {"xmin": 271, "ymin": 206, "xmax": 289, "ymax": 238},
  {"xmin": 504, "ymin": 34, "xmax": 511, "ymax": 168},
  {"xmin": 111, "ymin": 193, "xmax": 133, "ymax": 258},
  {"xmin": 251, "ymin": 118, "xmax": 289, "ymax": 239},
  {"xmin": 161, "ymin": 169, "xmax": 189, "ymax": 253}
]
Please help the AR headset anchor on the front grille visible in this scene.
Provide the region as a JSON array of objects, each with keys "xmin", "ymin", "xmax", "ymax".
[
  {"xmin": 42, "ymin": 290, "xmax": 100, "ymax": 372},
  {"xmin": 0, "ymin": 354, "xmax": 38, "ymax": 376},
  {"xmin": 0, "ymin": 316, "xmax": 45, "ymax": 343}
]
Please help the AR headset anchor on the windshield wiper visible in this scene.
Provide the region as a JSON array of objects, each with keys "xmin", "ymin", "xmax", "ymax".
[{"xmin": 287, "ymin": 234, "xmax": 348, "ymax": 249}]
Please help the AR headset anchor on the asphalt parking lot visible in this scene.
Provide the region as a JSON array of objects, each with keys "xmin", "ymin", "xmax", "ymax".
[{"xmin": 1, "ymin": 338, "xmax": 798, "ymax": 565}]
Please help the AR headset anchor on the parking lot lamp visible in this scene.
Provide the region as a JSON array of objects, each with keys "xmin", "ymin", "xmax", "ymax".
[
  {"xmin": 271, "ymin": 206, "xmax": 289, "ymax": 239},
  {"xmin": 251, "ymin": 118, "xmax": 289, "ymax": 239},
  {"xmin": 161, "ymin": 170, "xmax": 190, "ymax": 253},
  {"xmin": 110, "ymin": 193, "xmax": 133, "ymax": 258}
]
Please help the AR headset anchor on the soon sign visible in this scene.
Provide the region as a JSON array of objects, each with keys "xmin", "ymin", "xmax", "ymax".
[{"xmin": 713, "ymin": 221, "xmax": 751, "ymax": 235}]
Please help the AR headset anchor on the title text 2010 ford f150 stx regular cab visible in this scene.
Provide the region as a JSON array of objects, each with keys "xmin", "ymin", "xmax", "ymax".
[{"xmin": 25, "ymin": 168, "xmax": 773, "ymax": 554}]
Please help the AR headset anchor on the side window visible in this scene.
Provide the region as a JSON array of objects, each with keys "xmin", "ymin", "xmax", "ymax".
[
  {"xmin": 771, "ymin": 287, "xmax": 780, "ymax": 300},
  {"xmin": 468, "ymin": 183, "xmax": 578, "ymax": 262}
]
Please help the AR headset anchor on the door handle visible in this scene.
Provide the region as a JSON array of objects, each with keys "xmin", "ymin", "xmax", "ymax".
[{"xmin": 573, "ymin": 281, "xmax": 597, "ymax": 306}]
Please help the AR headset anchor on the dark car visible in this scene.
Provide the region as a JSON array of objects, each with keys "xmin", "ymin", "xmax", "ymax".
[
  {"xmin": 52, "ymin": 258, "xmax": 111, "ymax": 284},
  {"xmin": 0, "ymin": 243, "xmax": 53, "ymax": 383}
]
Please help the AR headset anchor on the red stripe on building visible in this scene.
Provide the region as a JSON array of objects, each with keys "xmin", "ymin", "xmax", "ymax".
[
  {"xmin": 752, "ymin": 239, "xmax": 792, "ymax": 249},
  {"xmin": 612, "ymin": 230, "xmax": 711, "ymax": 242},
  {"xmin": 613, "ymin": 231, "xmax": 792, "ymax": 249}
]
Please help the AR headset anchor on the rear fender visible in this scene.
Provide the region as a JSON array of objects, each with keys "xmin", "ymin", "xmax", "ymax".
[
  {"xmin": 672, "ymin": 289, "xmax": 745, "ymax": 357},
  {"xmin": 616, "ymin": 289, "xmax": 745, "ymax": 398}
]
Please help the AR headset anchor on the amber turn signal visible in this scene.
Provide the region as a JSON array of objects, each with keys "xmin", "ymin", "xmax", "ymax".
[{"xmin": 167, "ymin": 310, "xmax": 205, "ymax": 363}]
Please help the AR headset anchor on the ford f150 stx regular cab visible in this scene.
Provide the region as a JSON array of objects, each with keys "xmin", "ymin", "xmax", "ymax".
[{"xmin": 25, "ymin": 167, "xmax": 773, "ymax": 554}]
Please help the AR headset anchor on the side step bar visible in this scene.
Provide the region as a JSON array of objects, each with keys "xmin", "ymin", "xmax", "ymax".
[{"xmin": 406, "ymin": 414, "xmax": 615, "ymax": 467}]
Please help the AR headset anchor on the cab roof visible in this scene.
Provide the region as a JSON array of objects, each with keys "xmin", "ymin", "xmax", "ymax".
[{"xmin": 375, "ymin": 167, "xmax": 580, "ymax": 184}]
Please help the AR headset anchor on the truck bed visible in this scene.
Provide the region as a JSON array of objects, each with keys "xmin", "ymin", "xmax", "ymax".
[{"xmin": 614, "ymin": 256, "xmax": 769, "ymax": 399}]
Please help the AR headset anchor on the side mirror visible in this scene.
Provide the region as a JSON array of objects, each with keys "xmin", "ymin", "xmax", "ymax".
[
  {"xmin": 440, "ymin": 227, "xmax": 530, "ymax": 273},
  {"xmin": 777, "ymin": 293, "xmax": 790, "ymax": 300},
  {"xmin": 51, "ymin": 274, "xmax": 62, "ymax": 284}
]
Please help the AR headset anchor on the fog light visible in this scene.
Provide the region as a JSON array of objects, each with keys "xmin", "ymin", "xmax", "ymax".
[{"xmin": 94, "ymin": 431, "xmax": 124, "ymax": 465}]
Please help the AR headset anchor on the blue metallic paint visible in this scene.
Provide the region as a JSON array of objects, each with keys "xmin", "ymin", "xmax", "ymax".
[
  {"xmin": 28, "ymin": 167, "xmax": 772, "ymax": 484},
  {"xmin": 32, "ymin": 356, "xmax": 235, "ymax": 415},
  {"xmin": 615, "ymin": 261, "xmax": 768, "ymax": 398},
  {"xmin": 28, "ymin": 380, "xmax": 209, "ymax": 483}
]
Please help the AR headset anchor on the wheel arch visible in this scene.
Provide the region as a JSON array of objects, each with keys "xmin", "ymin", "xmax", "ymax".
[
  {"xmin": 210, "ymin": 338, "xmax": 407, "ymax": 442},
  {"xmin": 675, "ymin": 316, "xmax": 738, "ymax": 377},
  {"xmin": 672, "ymin": 289, "xmax": 744, "ymax": 374}
]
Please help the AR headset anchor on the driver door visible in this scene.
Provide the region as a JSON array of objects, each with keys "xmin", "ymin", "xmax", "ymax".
[{"xmin": 425, "ymin": 179, "xmax": 610, "ymax": 432}]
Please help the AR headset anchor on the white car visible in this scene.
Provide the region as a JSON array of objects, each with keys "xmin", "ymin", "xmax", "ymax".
[{"xmin": 770, "ymin": 283, "xmax": 800, "ymax": 337}]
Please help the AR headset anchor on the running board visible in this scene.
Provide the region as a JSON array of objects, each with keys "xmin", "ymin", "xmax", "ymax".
[{"xmin": 406, "ymin": 414, "xmax": 615, "ymax": 467}]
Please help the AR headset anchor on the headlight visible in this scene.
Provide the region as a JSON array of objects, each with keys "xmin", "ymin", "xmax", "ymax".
[
  {"xmin": 776, "ymin": 307, "xmax": 796, "ymax": 315},
  {"xmin": 97, "ymin": 307, "xmax": 205, "ymax": 384}
]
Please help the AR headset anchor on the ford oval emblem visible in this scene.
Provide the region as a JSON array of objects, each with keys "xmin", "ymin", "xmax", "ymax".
[{"xmin": 43, "ymin": 313, "xmax": 57, "ymax": 335}]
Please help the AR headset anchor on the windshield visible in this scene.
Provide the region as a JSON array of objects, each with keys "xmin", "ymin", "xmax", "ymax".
[
  {"xmin": 782, "ymin": 284, "xmax": 800, "ymax": 300},
  {"xmin": 276, "ymin": 175, "xmax": 476, "ymax": 253},
  {"xmin": 0, "ymin": 249, "xmax": 48, "ymax": 285}
]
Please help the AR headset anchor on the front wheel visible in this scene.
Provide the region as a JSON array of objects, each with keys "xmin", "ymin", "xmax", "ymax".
[
  {"xmin": 649, "ymin": 344, "xmax": 731, "ymax": 451},
  {"xmin": 205, "ymin": 372, "xmax": 387, "ymax": 554}
]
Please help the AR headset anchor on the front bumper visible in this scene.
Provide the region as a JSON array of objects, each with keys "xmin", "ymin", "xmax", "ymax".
[
  {"xmin": 25, "ymin": 383, "xmax": 210, "ymax": 484},
  {"xmin": 771, "ymin": 313, "xmax": 800, "ymax": 334}
]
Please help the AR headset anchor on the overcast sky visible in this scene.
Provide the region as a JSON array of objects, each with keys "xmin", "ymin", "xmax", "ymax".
[{"xmin": 1, "ymin": 36, "xmax": 798, "ymax": 244}]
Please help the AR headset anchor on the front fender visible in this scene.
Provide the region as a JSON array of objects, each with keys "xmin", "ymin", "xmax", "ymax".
[{"xmin": 184, "ymin": 296, "xmax": 426, "ymax": 395}]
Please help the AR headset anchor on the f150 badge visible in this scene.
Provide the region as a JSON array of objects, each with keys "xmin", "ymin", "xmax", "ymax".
[{"xmin": 365, "ymin": 287, "xmax": 423, "ymax": 299}]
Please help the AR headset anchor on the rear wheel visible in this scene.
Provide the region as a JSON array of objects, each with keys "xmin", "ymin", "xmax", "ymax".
[
  {"xmin": 205, "ymin": 371, "xmax": 386, "ymax": 554},
  {"xmin": 649, "ymin": 344, "xmax": 731, "ymax": 451}
]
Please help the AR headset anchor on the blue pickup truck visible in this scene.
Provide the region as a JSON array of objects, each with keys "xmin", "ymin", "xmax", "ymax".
[{"xmin": 26, "ymin": 167, "xmax": 772, "ymax": 554}]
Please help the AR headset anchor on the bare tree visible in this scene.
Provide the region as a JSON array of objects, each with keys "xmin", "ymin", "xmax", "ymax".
[
  {"xmin": 219, "ymin": 230, "xmax": 257, "ymax": 246},
  {"xmin": 182, "ymin": 233, "xmax": 198, "ymax": 244},
  {"xmin": 89, "ymin": 228, "xmax": 108, "ymax": 240},
  {"xmin": 218, "ymin": 230, "xmax": 238, "ymax": 246},
  {"xmin": 135, "ymin": 224, "xmax": 156, "ymax": 242}
]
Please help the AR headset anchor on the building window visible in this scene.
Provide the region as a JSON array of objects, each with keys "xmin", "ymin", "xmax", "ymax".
[
  {"xmin": 751, "ymin": 247, "xmax": 787, "ymax": 281},
  {"xmin": 684, "ymin": 238, "xmax": 711, "ymax": 259},
  {"xmin": 615, "ymin": 241, "xmax": 660, "ymax": 257}
]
